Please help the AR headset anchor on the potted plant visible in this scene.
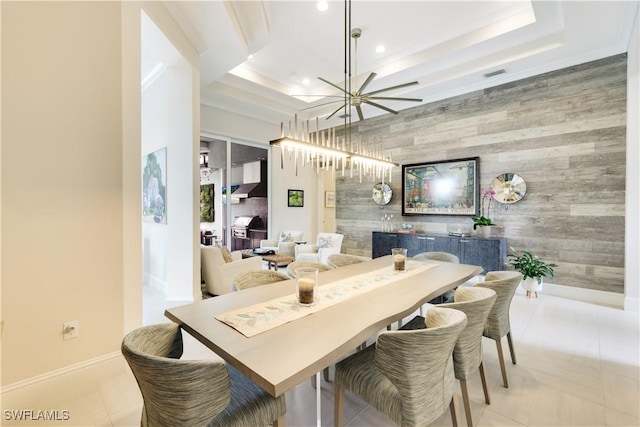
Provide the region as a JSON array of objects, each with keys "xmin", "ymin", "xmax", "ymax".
[
  {"xmin": 473, "ymin": 189, "xmax": 496, "ymax": 237},
  {"xmin": 507, "ymin": 248, "xmax": 558, "ymax": 298}
]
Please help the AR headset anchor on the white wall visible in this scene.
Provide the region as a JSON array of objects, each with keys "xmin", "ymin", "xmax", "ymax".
[
  {"xmin": 625, "ymin": 7, "xmax": 640, "ymax": 312},
  {"xmin": 269, "ymin": 148, "xmax": 319, "ymax": 242},
  {"xmin": 1, "ymin": 1, "xmax": 124, "ymax": 386},
  {"xmin": 140, "ymin": 10, "xmax": 195, "ymax": 302}
]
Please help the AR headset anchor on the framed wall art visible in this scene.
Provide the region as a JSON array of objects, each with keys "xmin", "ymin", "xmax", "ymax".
[
  {"xmin": 142, "ymin": 147, "xmax": 167, "ymax": 223},
  {"xmin": 288, "ymin": 189, "xmax": 304, "ymax": 207},
  {"xmin": 402, "ymin": 157, "xmax": 479, "ymax": 216},
  {"xmin": 325, "ymin": 191, "xmax": 336, "ymax": 208}
]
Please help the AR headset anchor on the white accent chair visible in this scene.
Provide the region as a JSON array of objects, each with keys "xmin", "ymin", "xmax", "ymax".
[
  {"xmin": 201, "ymin": 246, "xmax": 263, "ymax": 296},
  {"xmin": 295, "ymin": 233, "xmax": 344, "ymax": 264},
  {"xmin": 259, "ymin": 231, "xmax": 304, "ymax": 258}
]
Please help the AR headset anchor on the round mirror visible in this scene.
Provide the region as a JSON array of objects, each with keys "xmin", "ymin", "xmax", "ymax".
[
  {"xmin": 491, "ymin": 173, "xmax": 527, "ymax": 204},
  {"xmin": 372, "ymin": 182, "xmax": 392, "ymax": 205}
]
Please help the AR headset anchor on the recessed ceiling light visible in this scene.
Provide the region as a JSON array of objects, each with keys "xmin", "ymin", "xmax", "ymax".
[
  {"xmin": 317, "ymin": 1, "xmax": 328, "ymax": 12},
  {"xmin": 247, "ymin": 54, "xmax": 254, "ymax": 60},
  {"xmin": 375, "ymin": 45, "xmax": 385, "ymax": 54},
  {"xmin": 303, "ymin": 78, "xmax": 310, "ymax": 85}
]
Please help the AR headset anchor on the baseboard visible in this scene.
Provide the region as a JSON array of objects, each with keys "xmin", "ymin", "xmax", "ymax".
[
  {"xmin": 624, "ymin": 296, "xmax": 640, "ymax": 312},
  {"xmin": 535, "ymin": 282, "xmax": 625, "ymax": 309},
  {"xmin": 1, "ymin": 352, "xmax": 122, "ymax": 395}
]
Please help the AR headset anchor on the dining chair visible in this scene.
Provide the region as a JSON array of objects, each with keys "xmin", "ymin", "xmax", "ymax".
[
  {"xmin": 121, "ymin": 323, "xmax": 286, "ymax": 427},
  {"xmin": 327, "ymin": 253, "xmax": 371, "ymax": 268},
  {"xmin": 400, "ymin": 287, "xmax": 497, "ymax": 427},
  {"xmin": 334, "ymin": 306, "xmax": 468, "ymax": 427},
  {"xmin": 233, "ymin": 270, "xmax": 290, "ymax": 291},
  {"xmin": 286, "ymin": 261, "xmax": 334, "ymax": 278},
  {"xmin": 474, "ymin": 270, "xmax": 522, "ymax": 388},
  {"xmin": 413, "ymin": 251, "xmax": 461, "ymax": 263},
  {"xmin": 294, "ymin": 232, "xmax": 344, "ymax": 264},
  {"xmin": 413, "ymin": 251, "xmax": 461, "ymax": 311}
]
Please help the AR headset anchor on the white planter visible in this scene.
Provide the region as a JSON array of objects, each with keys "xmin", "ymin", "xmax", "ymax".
[
  {"xmin": 476, "ymin": 226, "xmax": 492, "ymax": 238},
  {"xmin": 521, "ymin": 277, "xmax": 543, "ymax": 298}
]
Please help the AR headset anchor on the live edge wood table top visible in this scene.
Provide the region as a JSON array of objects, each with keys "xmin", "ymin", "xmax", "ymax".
[{"xmin": 164, "ymin": 256, "xmax": 482, "ymax": 397}]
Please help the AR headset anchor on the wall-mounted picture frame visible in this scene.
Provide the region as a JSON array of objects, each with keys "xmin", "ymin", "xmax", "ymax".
[
  {"xmin": 200, "ymin": 184, "xmax": 214, "ymax": 222},
  {"xmin": 402, "ymin": 157, "xmax": 479, "ymax": 216},
  {"xmin": 288, "ymin": 189, "xmax": 304, "ymax": 207},
  {"xmin": 325, "ymin": 191, "xmax": 336, "ymax": 208},
  {"xmin": 142, "ymin": 147, "xmax": 167, "ymax": 224}
]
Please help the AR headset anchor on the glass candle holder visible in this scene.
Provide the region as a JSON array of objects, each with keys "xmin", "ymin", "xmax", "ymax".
[
  {"xmin": 296, "ymin": 268, "xmax": 318, "ymax": 306},
  {"xmin": 391, "ymin": 248, "xmax": 407, "ymax": 271}
]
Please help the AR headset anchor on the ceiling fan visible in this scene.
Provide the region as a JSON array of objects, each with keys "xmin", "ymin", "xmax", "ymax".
[{"xmin": 303, "ymin": 27, "xmax": 423, "ymax": 121}]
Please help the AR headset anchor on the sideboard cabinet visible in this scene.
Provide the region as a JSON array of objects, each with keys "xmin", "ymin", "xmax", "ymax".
[{"xmin": 372, "ymin": 231, "xmax": 507, "ymax": 274}]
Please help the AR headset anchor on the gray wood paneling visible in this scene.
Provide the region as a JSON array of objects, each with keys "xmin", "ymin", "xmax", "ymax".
[{"xmin": 335, "ymin": 54, "xmax": 627, "ymax": 294}]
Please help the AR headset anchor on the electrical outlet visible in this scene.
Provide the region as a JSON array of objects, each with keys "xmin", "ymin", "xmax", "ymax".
[{"xmin": 63, "ymin": 321, "xmax": 79, "ymax": 340}]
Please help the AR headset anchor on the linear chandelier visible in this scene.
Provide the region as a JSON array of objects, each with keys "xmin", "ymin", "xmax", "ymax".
[
  {"xmin": 270, "ymin": 0, "xmax": 399, "ymax": 183},
  {"xmin": 270, "ymin": 115, "xmax": 398, "ymax": 183}
]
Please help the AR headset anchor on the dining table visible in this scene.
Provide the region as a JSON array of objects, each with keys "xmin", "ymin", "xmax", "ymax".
[{"xmin": 165, "ymin": 255, "xmax": 482, "ymax": 425}]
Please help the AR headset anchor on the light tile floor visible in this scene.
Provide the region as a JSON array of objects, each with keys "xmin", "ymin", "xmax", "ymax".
[{"xmin": 2, "ymin": 285, "xmax": 638, "ymax": 427}]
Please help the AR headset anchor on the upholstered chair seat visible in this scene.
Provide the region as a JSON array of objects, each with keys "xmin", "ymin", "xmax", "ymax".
[
  {"xmin": 327, "ymin": 253, "xmax": 371, "ymax": 268},
  {"xmin": 200, "ymin": 245, "xmax": 263, "ymax": 295},
  {"xmin": 295, "ymin": 233, "xmax": 344, "ymax": 264},
  {"xmin": 121, "ymin": 323, "xmax": 286, "ymax": 427},
  {"xmin": 334, "ymin": 307, "xmax": 468, "ymax": 427},
  {"xmin": 260, "ymin": 230, "xmax": 304, "ymax": 257},
  {"xmin": 412, "ymin": 251, "xmax": 462, "ymax": 312},
  {"xmin": 413, "ymin": 251, "xmax": 461, "ymax": 263},
  {"xmin": 233, "ymin": 270, "xmax": 290, "ymax": 291},
  {"xmin": 286, "ymin": 261, "xmax": 334, "ymax": 278},
  {"xmin": 474, "ymin": 270, "xmax": 522, "ymax": 388},
  {"xmin": 401, "ymin": 287, "xmax": 497, "ymax": 426}
]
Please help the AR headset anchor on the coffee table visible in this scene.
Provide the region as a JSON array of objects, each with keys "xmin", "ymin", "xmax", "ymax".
[
  {"xmin": 261, "ymin": 254, "xmax": 294, "ymax": 271},
  {"xmin": 241, "ymin": 249, "xmax": 293, "ymax": 271}
]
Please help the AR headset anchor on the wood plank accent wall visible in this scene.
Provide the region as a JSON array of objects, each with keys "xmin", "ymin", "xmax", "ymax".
[{"xmin": 336, "ymin": 54, "xmax": 627, "ymax": 294}]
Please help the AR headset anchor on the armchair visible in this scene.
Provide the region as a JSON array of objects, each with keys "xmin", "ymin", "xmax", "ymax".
[
  {"xmin": 295, "ymin": 233, "xmax": 344, "ymax": 264},
  {"xmin": 260, "ymin": 230, "xmax": 304, "ymax": 258},
  {"xmin": 201, "ymin": 246, "xmax": 262, "ymax": 296}
]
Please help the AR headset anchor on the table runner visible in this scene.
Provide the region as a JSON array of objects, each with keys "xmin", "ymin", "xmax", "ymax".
[{"xmin": 215, "ymin": 260, "xmax": 436, "ymax": 337}]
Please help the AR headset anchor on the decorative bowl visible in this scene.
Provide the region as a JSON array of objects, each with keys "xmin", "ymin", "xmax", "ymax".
[{"xmin": 400, "ymin": 224, "xmax": 413, "ymax": 230}]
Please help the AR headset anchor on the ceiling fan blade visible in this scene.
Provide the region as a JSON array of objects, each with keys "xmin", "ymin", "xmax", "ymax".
[
  {"xmin": 326, "ymin": 102, "xmax": 347, "ymax": 120},
  {"xmin": 368, "ymin": 96, "xmax": 423, "ymax": 102},
  {"xmin": 318, "ymin": 77, "xmax": 350, "ymax": 96},
  {"xmin": 364, "ymin": 100, "xmax": 399, "ymax": 115},
  {"xmin": 290, "ymin": 94, "xmax": 346, "ymax": 98},
  {"xmin": 364, "ymin": 81, "xmax": 419, "ymax": 96},
  {"xmin": 299, "ymin": 99, "xmax": 345, "ymax": 111},
  {"xmin": 356, "ymin": 105, "xmax": 365, "ymax": 121},
  {"xmin": 357, "ymin": 72, "xmax": 377, "ymax": 94}
]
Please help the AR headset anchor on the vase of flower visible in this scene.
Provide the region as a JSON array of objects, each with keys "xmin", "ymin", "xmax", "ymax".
[{"xmin": 472, "ymin": 188, "xmax": 496, "ymax": 234}]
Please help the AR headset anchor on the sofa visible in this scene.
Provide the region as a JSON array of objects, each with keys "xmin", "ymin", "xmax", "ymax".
[
  {"xmin": 295, "ymin": 233, "xmax": 344, "ymax": 264},
  {"xmin": 259, "ymin": 230, "xmax": 304, "ymax": 258},
  {"xmin": 201, "ymin": 245, "xmax": 262, "ymax": 295}
]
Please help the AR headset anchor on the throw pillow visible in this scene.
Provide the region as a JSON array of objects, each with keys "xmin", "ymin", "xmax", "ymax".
[
  {"xmin": 220, "ymin": 246, "xmax": 233, "ymax": 263},
  {"xmin": 279, "ymin": 232, "xmax": 292, "ymax": 243},
  {"xmin": 317, "ymin": 235, "xmax": 332, "ymax": 249}
]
